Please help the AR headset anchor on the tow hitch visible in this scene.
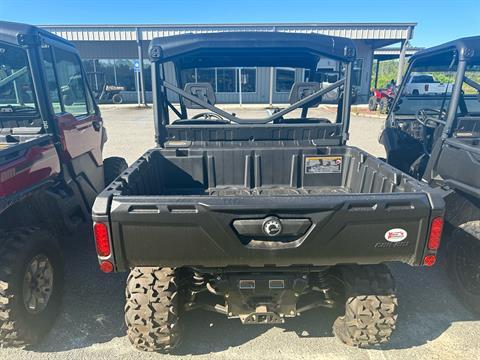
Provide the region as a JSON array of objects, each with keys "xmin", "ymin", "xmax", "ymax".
[{"xmin": 241, "ymin": 306, "xmax": 284, "ymax": 324}]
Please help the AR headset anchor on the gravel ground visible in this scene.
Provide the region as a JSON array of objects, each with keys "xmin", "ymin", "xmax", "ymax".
[{"xmin": 2, "ymin": 106, "xmax": 479, "ymax": 360}]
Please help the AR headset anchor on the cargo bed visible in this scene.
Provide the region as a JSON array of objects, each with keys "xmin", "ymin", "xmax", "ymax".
[{"xmin": 93, "ymin": 144, "xmax": 444, "ymax": 271}]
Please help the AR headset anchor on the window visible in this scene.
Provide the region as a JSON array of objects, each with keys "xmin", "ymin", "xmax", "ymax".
[
  {"xmin": 0, "ymin": 42, "xmax": 38, "ymax": 113},
  {"xmin": 143, "ymin": 60, "xmax": 152, "ymax": 91},
  {"xmin": 115, "ymin": 59, "xmax": 136, "ymax": 91},
  {"xmin": 54, "ymin": 48, "xmax": 88, "ymax": 117},
  {"xmin": 217, "ymin": 68, "xmax": 237, "ymax": 93},
  {"xmin": 41, "ymin": 46, "xmax": 62, "ymax": 113},
  {"xmin": 179, "ymin": 67, "xmax": 256, "ymax": 93},
  {"xmin": 276, "ymin": 68, "xmax": 295, "ymax": 92},
  {"xmin": 240, "ymin": 68, "xmax": 256, "ymax": 92},
  {"xmin": 197, "ymin": 68, "xmax": 216, "ymax": 90},
  {"xmin": 95, "ymin": 59, "xmax": 117, "ymax": 91},
  {"xmin": 352, "ymin": 59, "xmax": 363, "ymax": 87}
]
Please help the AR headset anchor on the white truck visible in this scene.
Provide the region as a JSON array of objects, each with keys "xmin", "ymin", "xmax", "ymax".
[{"xmin": 404, "ymin": 73, "xmax": 453, "ymax": 95}]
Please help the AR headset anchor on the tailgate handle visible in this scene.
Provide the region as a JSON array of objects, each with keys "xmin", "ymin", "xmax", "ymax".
[
  {"xmin": 128, "ymin": 205, "xmax": 159, "ymax": 214},
  {"xmin": 168, "ymin": 205, "xmax": 198, "ymax": 214}
]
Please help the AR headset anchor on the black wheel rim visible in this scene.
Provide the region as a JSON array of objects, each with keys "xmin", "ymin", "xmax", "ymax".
[{"xmin": 22, "ymin": 254, "xmax": 54, "ymax": 314}]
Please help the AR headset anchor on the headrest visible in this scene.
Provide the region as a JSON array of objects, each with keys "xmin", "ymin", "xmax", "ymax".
[
  {"xmin": 183, "ymin": 82, "xmax": 216, "ymax": 108},
  {"xmin": 289, "ymin": 82, "xmax": 321, "ymax": 106}
]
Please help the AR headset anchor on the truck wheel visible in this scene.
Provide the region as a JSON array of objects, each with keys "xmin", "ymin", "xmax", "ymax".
[
  {"xmin": 125, "ymin": 267, "xmax": 181, "ymax": 352},
  {"xmin": 447, "ymin": 228, "xmax": 480, "ymax": 314},
  {"xmin": 333, "ymin": 265, "xmax": 398, "ymax": 347},
  {"xmin": 0, "ymin": 228, "xmax": 64, "ymax": 348},
  {"xmin": 412, "ymin": 89, "xmax": 420, "ymax": 96},
  {"xmin": 368, "ymin": 96, "xmax": 378, "ymax": 111},
  {"xmin": 103, "ymin": 156, "xmax": 128, "ymax": 186}
]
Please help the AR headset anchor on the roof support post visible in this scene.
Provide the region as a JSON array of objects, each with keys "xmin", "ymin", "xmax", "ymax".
[
  {"xmin": 341, "ymin": 62, "xmax": 353, "ymax": 143},
  {"xmin": 443, "ymin": 59, "xmax": 466, "ymax": 138},
  {"xmin": 136, "ymin": 27, "xmax": 147, "ymax": 106},
  {"xmin": 396, "ymin": 40, "xmax": 408, "ymax": 85}
]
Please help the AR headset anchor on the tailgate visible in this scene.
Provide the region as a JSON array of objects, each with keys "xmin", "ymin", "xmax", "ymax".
[{"xmin": 97, "ymin": 193, "xmax": 442, "ymax": 271}]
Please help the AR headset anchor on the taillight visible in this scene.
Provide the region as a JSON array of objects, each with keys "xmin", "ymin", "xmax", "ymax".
[
  {"xmin": 99, "ymin": 260, "xmax": 114, "ymax": 273},
  {"xmin": 425, "ymin": 84, "xmax": 429, "ymax": 92},
  {"xmin": 423, "ymin": 255, "xmax": 436, "ymax": 267},
  {"xmin": 428, "ymin": 217, "xmax": 444, "ymax": 250},
  {"xmin": 94, "ymin": 222, "xmax": 111, "ymax": 257}
]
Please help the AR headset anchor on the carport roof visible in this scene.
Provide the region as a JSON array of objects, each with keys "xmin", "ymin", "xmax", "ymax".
[{"xmin": 40, "ymin": 22, "xmax": 416, "ymax": 46}]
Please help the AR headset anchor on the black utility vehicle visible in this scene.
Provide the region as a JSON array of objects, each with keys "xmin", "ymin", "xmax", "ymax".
[
  {"xmin": 0, "ymin": 22, "xmax": 127, "ymax": 347},
  {"xmin": 92, "ymin": 32, "xmax": 445, "ymax": 352},
  {"xmin": 380, "ymin": 36, "xmax": 480, "ymax": 313}
]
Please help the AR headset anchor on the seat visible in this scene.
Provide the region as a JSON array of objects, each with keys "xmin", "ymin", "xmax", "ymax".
[
  {"xmin": 288, "ymin": 82, "xmax": 321, "ymax": 105},
  {"xmin": 183, "ymin": 82, "xmax": 216, "ymax": 109}
]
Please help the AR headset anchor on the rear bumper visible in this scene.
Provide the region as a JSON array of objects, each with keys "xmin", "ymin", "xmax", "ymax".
[{"xmin": 94, "ymin": 193, "xmax": 443, "ymax": 271}]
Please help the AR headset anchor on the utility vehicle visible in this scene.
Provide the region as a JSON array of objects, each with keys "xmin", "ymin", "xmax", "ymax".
[
  {"xmin": 380, "ymin": 36, "xmax": 480, "ymax": 313},
  {"xmin": 0, "ymin": 21, "xmax": 127, "ymax": 347},
  {"xmin": 92, "ymin": 32, "xmax": 445, "ymax": 352}
]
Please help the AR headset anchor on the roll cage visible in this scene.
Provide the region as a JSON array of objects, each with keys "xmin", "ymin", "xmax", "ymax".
[
  {"xmin": 148, "ymin": 32, "xmax": 357, "ymax": 145},
  {"xmin": 387, "ymin": 36, "xmax": 480, "ymax": 140},
  {"xmin": 0, "ymin": 21, "xmax": 98, "ymax": 135}
]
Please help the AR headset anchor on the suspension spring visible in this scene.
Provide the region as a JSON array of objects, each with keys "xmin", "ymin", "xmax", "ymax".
[
  {"xmin": 316, "ymin": 268, "xmax": 333, "ymax": 300},
  {"xmin": 189, "ymin": 271, "xmax": 206, "ymax": 294}
]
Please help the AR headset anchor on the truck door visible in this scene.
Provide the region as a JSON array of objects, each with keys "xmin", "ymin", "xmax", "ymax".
[{"xmin": 41, "ymin": 43, "xmax": 105, "ymax": 206}]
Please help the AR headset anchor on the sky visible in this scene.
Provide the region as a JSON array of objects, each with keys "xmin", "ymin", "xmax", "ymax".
[{"xmin": 1, "ymin": 0, "xmax": 479, "ymax": 47}]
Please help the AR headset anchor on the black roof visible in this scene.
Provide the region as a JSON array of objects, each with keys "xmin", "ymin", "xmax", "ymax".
[
  {"xmin": 410, "ymin": 36, "xmax": 480, "ymax": 65},
  {"xmin": 149, "ymin": 32, "xmax": 356, "ymax": 69},
  {"xmin": 0, "ymin": 21, "xmax": 74, "ymax": 48}
]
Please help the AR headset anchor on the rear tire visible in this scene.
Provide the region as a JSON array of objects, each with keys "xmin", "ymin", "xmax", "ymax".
[
  {"xmin": 446, "ymin": 228, "xmax": 480, "ymax": 314},
  {"xmin": 368, "ymin": 96, "xmax": 378, "ymax": 111},
  {"xmin": 112, "ymin": 93, "xmax": 123, "ymax": 104},
  {"xmin": 333, "ymin": 265, "xmax": 398, "ymax": 347},
  {"xmin": 125, "ymin": 267, "xmax": 182, "ymax": 352},
  {"xmin": 379, "ymin": 97, "xmax": 389, "ymax": 114},
  {"xmin": 103, "ymin": 156, "xmax": 127, "ymax": 186},
  {"xmin": 0, "ymin": 228, "xmax": 64, "ymax": 348}
]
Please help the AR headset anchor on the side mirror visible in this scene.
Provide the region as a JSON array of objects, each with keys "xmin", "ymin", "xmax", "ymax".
[{"xmin": 62, "ymin": 93, "xmax": 73, "ymax": 106}]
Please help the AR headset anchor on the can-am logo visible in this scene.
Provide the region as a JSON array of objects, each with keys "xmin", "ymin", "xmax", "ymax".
[{"xmin": 384, "ymin": 228, "xmax": 408, "ymax": 242}]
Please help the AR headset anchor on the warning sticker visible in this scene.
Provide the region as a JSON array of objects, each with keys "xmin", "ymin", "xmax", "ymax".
[{"xmin": 305, "ymin": 156, "xmax": 342, "ymax": 174}]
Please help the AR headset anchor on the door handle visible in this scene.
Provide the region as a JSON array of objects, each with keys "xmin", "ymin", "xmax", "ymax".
[{"xmin": 92, "ymin": 120, "xmax": 102, "ymax": 132}]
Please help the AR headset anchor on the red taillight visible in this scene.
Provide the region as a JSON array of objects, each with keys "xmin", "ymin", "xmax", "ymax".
[
  {"xmin": 94, "ymin": 222, "xmax": 111, "ymax": 257},
  {"xmin": 99, "ymin": 260, "xmax": 114, "ymax": 273},
  {"xmin": 423, "ymin": 255, "xmax": 436, "ymax": 267},
  {"xmin": 428, "ymin": 217, "xmax": 444, "ymax": 250}
]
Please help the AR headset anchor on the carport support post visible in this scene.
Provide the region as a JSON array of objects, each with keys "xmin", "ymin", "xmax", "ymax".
[
  {"xmin": 269, "ymin": 67, "xmax": 274, "ymax": 107},
  {"xmin": 396, "ymin": 40, "xmax": 408, "ymax": 85},
  {"xmin": 136, "ymin": 27, "xmax": 147, "ymax": 106},
  {"xmin": 374, "ymin": 59, "xmax": 380, "ymax": 89}
]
